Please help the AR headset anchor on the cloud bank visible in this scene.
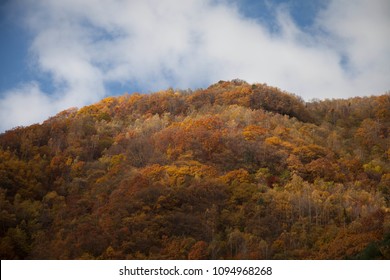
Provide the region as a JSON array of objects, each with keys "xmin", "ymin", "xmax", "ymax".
[{"xmin": 1, "ymin": 0, "xmax": 389, "ymax": 131}]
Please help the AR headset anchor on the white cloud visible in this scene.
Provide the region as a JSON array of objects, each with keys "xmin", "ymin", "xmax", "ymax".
[
  {"xmin": 315, "ymin": 0, "xmax": 390, "ymax": 95},
  {"xmin": 0, "ymin": 0, "xmax": 389, "ymax": 132},
  {"xmin": 0, "ymin": 83, "xmax": 54, "ymax": 129}
]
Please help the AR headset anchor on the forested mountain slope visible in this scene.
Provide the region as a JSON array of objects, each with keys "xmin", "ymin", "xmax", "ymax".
[{"xmin": 1, "ymin": 80, "xmax": 389, "ymax": 259}]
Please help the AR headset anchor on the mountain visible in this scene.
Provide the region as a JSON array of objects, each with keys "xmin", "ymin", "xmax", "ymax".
[{"xmin": 0, "ymin": 79, "xmax": 389, "ymax": 259}]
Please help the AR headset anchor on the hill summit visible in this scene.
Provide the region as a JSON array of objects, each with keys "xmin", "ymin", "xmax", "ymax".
[{"xmin": 0, "ymin": 80, "xmax": 389, "ymax": 259}]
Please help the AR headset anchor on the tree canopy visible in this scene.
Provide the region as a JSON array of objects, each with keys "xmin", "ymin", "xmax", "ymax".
[{"xmin": 1, "ymin": 80, "xmax": 389, "ymax": 259}]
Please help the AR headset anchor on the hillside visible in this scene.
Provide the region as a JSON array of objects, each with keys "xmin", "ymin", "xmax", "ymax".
[{"xmin": 0, "ymin": 79, "xmax": 389, "ymax": 259}]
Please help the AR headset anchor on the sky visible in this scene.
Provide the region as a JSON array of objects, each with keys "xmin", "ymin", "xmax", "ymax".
[{"xmin": 0, "ymin": 0, "xmax": 389, "ymax": 132}]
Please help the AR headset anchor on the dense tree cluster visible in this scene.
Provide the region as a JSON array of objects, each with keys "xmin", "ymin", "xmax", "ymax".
[{"xmin": 0, "ymin": 80, "xmax": 389, "ymax": 259}]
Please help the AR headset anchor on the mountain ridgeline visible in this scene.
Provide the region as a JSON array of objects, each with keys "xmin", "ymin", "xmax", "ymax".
[{"xmin": 0, "ymin": 80, "xmax": 389, "ymax": 259}]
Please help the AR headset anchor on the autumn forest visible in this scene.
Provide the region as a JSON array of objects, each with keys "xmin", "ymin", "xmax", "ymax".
[{"xmin": 0, "ymin": 80, "xmax": 389, "ymax": 259}]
